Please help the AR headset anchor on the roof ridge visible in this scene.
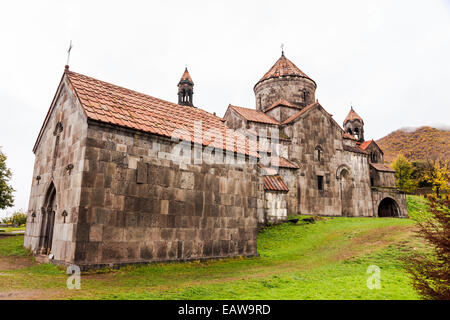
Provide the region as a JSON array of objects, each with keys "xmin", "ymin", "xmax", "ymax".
[
  {"xmin": 229, "ymin": 104, "xmax": 280, "ymax": 125},
  {"xmin": 64, "ymin": 70, "xmax": 258, "ymax": 157},
  {"xmin": 66, "ymin": 70, "xmax": 216, "ymax": 119},
  {"xmin": 281, "ymin": 102, "xmax": 319, "ymax": 125},
  {"xmin": 264, "ymin": 98, "xmax": 298, "ymax": 113},
  {"xmin": 360, "ymin": 139, "xmax": 384, "ymax": 154}
]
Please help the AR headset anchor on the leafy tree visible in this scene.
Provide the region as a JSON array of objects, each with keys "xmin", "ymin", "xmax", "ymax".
[
  {"xmin": 411, "ymin": 160, "xmax": 432, "ymax": 188},
  {"xmin": 391, "ymin": 155, "xmax": 417, "ymax": 193},
  {"xmin": 0, "ymin": 147, "xmax": 14, "ymax": 210},
  {"xmin": 404, "ymin": 196, "xmax": 450, "ymax": 299},
  {"xmin": 423, "ymin": 159, "xmax": 450, "ymax": 198}
]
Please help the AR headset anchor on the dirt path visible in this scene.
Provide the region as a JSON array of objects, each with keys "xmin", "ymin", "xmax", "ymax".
[
  {"xmin": 0, "ymin": 289, "xmax": 73, "ymax": 300},
  {"xmin": 0, "ymin": 256, "xmax": 35, "ymax": 270}
]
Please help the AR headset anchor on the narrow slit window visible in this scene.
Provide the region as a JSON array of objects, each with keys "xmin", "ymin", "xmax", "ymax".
[{"xmin": 317, "ymin": 175, "xmax": 324, "ymax": 190}]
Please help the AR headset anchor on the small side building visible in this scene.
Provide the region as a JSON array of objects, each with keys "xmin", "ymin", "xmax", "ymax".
[{"xmin": 359, "ymin": 140, "xmax": 408, "ymax": 218}]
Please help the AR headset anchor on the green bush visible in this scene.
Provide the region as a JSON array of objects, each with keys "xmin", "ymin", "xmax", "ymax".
[{"xmin": 1, "ymin": 211, "xmax": 27, "ymax": 226}]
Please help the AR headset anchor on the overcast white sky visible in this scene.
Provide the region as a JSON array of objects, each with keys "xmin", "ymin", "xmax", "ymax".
[{"xmin": 0, "ymin": 0, "xmax": 449, "ymax": 218}]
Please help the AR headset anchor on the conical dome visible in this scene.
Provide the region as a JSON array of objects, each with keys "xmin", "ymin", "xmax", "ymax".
[
  {"xmin": 254, "ymin": 53, "xmax": 316, "ymax": 111},
  {"xmin": 179, "ymin": 67, "xmax": 194, "ymax": 85},
  {"xmin": 344, "ymin": 107, "xmax": 364, "ymax": 125},
  {"xmin": 255, "ymin": 53, "xmax": 315, "ymax": 88}
]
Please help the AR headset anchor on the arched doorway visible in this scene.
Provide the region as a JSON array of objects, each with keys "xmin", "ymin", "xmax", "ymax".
[
  {"xmin": 378, "ymin": 198, "xmax": 399, "ymax": 217},
  {"xmin": 39, "ymin": 182, "xmax": 57, "ymax": 254},
  {"xmin": 338, "ymin": 167, "xmax": 353, "ymax": 217}
]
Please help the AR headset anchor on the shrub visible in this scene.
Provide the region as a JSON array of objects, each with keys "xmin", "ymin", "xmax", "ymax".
[
  {"xmin": 404, "ymin": 196, "xmax": 450, "ymax": 299},
  {"xmin": 1, "ymin": 211, "xmax": 27, "ymax": 226},
  {"xmin": 391, "ymin": 155, "xmax": 417, "ymax": 193}
]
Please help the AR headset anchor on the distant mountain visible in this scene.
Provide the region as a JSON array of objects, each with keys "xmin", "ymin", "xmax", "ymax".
[{"xmin": 376, "ymin": 126, "xmax": 450, "ymax": 163}]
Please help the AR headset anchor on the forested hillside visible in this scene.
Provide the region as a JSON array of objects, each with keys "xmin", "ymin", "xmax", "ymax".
[{"xmin": 377, "ymin": 126, "xmax": 450, "ymax": 163}]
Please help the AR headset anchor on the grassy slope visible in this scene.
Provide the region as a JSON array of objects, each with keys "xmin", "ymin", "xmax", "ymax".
[{"xmin": 0, "ymin": 197, "xmax": 428, "ymax": 300}]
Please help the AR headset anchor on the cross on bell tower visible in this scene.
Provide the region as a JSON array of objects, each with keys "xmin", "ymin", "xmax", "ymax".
[{"xmin": 178, "ymin": 67, "xmax": 194, "ymax": 107}]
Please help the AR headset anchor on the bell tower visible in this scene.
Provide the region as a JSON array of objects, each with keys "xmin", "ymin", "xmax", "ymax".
[
  {"xmin": 343, "ymin": 106, "xmax": 365, "ymax": 142},
  {"xmin": 178, "ymin": 67, "xmax": 194, "ymax": 107}
]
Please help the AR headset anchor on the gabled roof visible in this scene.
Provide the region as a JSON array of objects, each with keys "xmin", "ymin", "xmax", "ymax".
[
  {"xmin": 281, "ymin": 102, "xmax": 320, "ymax": 125},
  {"xmin": 359, "ymin": 139, "xmax": 384, "ymax": 154},
  {"xmin": 344, "ymin": 107, "xmax": 364, "ymax": 125},
  {"xmin": 37, "ymin": 68, "xmax": 258, "ymax": 157},
  {"xmin": 179, "ymin": 67, "xmax": 193, "ymax": 84},
  {"xmin": 228, "ymin": 104, "xmax": 280, "ymax": 125},
  {"xmin": 264, "ymin": 175, "xmax": 289, "ymax": 192},
  {"xmin": 272, "ymin": 156, "xmax": 299, "ymax": 169},
  {"xmin": 264, "ymin": 98, "xmax": 297, "ymax": 112},
  {"xmin": 370, "ymin": 163, "xmax": 395, "ymax": 173},
  {"xmin": 281, "ymin": 102, "xmax": 344, "ymax": 136},
  {"xmin": 255, "ymin": 53, "xmax": 315, "ymax": 88}
]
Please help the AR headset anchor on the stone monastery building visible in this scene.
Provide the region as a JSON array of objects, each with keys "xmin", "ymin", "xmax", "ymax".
[{"xmin": 24, "ymin": 52, "xmax": 407, "ymax": 268}]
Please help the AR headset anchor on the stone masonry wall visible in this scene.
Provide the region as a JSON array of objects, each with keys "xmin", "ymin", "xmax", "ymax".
[
  {"xmin": 254, "ymin": 77, "xmax": 316, "ymax": 111},
  {"xmin": 283, "ymin": 106, "xmax": 374, "ymax": 216},
  {"xmin": 371, "ymin": 169, "xmax": 396, "ymax": 188},
  {"xmin": 265, "ymin": 106, "xmax": 300, "ymax": 124},
  {"xmin": 25, "ymin": 79, "xmax": 87, "ymax": 262},
  {"xmin": 278, "ymin": 168, "xmax": 299, "ymax": 216},
  {"xmin": 371, "ymin": 189, "xmax": 408, "ymax": 218},
  {"xmin": 73, "ymin": 122, "xmax": 262, "ymax": 267},
  {"xmin": 264, "ymin": 191, "xmax": 288, "ymax": 222}
]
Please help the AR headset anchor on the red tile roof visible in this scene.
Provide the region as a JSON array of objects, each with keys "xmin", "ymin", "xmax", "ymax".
[
  {"xmin": 255, "ymin": 53, "xmax": 315, "ymax": 87},
  {"xmin": 370, "ymin": 163, "xmax": 395, "ymax": 173},
  {"xmin": 281, "ymin": 102, "xmax": 319, "ymax": 125},
  {"xmin": 229, "ymin": 104, "xmax": 280, "ymax": 125},
  {"xmin": 344, "ymin": 107, "xmax": 363, "ymax": 124},
  {"xmin": 359, "ymin": 140, "xmax": 372, "ymax": 150},
  {"xmin": 179, "ymin": 67, "xmax": 193, "ymax": 84},
  {"xmin": 272, "ymin": 156, "xmax": 299, "ymax": 169},
  {"xmin": 264, "ymin": 98, "xmax": 297, "ymax": 112},
  {"xmin": 65, "ymin": 70, "xmax": 258, "ymax": 157},
  {"xmin": 264, "ymin": 175, "xmax": 289, "ymax": 192},
  {"xmin": 359, "ymin": 139, "xmax": 383, "ymax": 154}
]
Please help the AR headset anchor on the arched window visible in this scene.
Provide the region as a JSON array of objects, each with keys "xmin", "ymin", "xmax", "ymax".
[
  {"xmin": 354, "ymin": 127, "xmax": 359, "ymax": 140},
  {"xmin": 315, "ymin": 146, "xmax": 323, "ymax": 162},
  {"xmin": 370, "ymin": 152, "xmax": 378, "ymax": 163}
]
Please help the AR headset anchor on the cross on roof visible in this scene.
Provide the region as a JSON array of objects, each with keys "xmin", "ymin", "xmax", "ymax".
[{"xmin": 66, "ymin": 40, "xmax": 73, "ymax": 66}]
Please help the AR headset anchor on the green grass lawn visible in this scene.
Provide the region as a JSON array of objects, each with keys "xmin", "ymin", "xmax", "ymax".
[
  {"xmin": 0, "ymin": 226, "xmax": 26, "ymax": 233},
  {"xmin": 0, "ymin": 197, "xmax": 428, "ymax": 300}
]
